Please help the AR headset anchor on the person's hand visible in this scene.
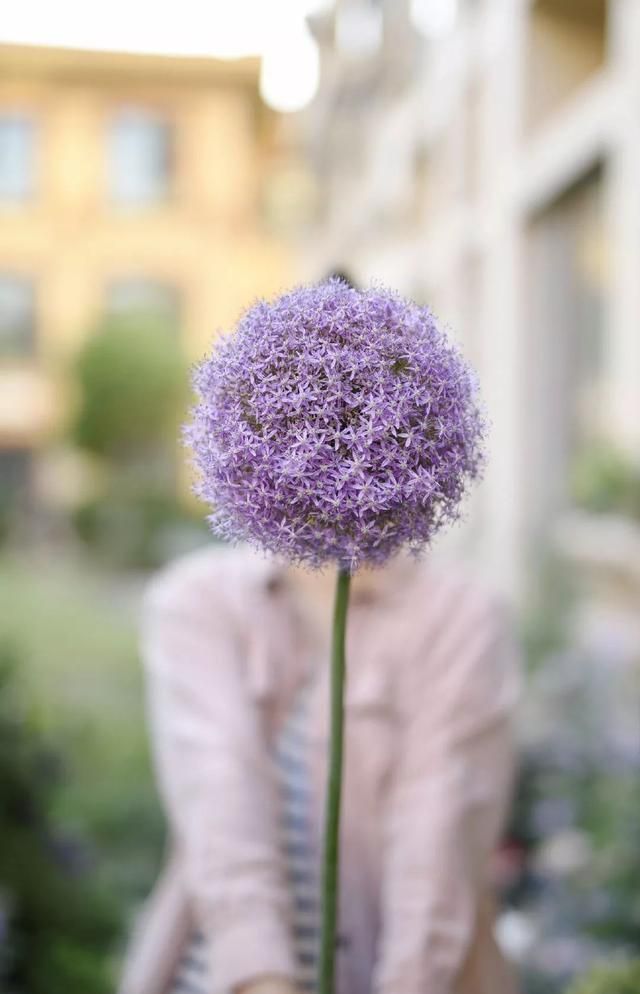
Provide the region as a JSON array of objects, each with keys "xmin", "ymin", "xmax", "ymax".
[{"xmin": 234, "ymin": 975, "xmax": 301, "ymax": 994}]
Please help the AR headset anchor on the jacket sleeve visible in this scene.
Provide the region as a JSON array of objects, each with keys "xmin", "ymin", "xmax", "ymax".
[
  {"xmin": 140, "ymin": 561, "xmax": 297, "ymax": 994},
  {"xmin": 373, "ymin": 589, "xmax": 521, "ymax": 994}
]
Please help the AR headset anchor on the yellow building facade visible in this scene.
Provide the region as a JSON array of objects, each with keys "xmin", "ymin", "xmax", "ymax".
[{"xmin": 0, "ymin": 44, "xmax": 293, "ymax": 493}]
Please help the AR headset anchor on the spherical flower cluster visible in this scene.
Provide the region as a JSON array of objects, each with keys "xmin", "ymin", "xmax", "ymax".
[{"xmin": 186, "ymin": 280, "xmax": 485, "ymax": 571}]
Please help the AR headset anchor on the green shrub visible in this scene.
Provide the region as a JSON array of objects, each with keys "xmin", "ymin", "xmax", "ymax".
[
  {"xmin": 0, "ymin": 643, "xmax": 120, "ymax": 993},
  {"xmin": 68, "ymin": 312, "xmax": 202, "ymax": 568},
  {"xmin": 71, "ymin": 313, "xmax": 187, "ymax": 464},
  {"xmin": 72, "ymin": 481, "xmax": 210, "ymax": 569},
  {"xmin": 573, "ymin": 446, "xmax": 640, "ymax": 520},
  {"xmin": 0, "ymin": 552, "xmax": 167, "ymax": 972},
  {"xmin": 566, "ymin": 960, "xmax": 640, "ymax": 994}
]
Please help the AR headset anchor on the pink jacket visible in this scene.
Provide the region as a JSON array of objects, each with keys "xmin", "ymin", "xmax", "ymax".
[{"xmin": 120, "ymin": 545, "xmax": 521, "ymax": 994}]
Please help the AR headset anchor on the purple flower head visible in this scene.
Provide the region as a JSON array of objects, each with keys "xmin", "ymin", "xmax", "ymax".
[{"xmin": 185, "ymin": 280, "xmax": 486, "ymax": 571}]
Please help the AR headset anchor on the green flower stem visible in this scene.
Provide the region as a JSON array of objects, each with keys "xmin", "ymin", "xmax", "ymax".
[{"xmin": 318, "ymin": 567, "xmax": 351, "ymax": 994}]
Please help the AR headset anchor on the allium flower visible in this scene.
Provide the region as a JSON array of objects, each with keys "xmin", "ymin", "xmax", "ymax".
[
  {"xmin": 186, "ymin": 279, "xmax": 485, "ymax": 571},
  {"xmin": 185, "ymin": 279, "xmax": 487, "ymax": 994}
]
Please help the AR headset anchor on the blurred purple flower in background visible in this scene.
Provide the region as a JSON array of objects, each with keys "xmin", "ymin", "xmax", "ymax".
[{"xmin": 186, "ymin": 278, "xmax": 485, "ymax": 570}]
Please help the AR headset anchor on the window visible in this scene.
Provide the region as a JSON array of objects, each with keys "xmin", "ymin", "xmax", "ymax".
[
  {"xmin": 0, "ymin": 114, "xmax": 35, "ymax": 202},
  {"xmin": 525, "ymin": 0, "xmax": 606, "ymax": 133},
  {"xmin": 106, "ymin": 278, "xmax": 180, "ymax": 327},
  {"xmin": 0, "ymin": 276, "xmax": 36, "ymax": 356},
  {"xmin": 108, "ymin": 109, "xmax": 172, "ymax": 206},
  {"xmin": 524, "ymin": 166, "xmax": 605, "ymax": 529}
]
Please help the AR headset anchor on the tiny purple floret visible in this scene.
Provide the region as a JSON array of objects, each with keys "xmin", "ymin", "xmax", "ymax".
[{"xmin": 185, "ymin": 280, "xmax": 486, "ymax": 571}]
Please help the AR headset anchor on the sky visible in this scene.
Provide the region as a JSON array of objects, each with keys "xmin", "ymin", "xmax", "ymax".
[
  {"xmin": 0, "ymin": 0, "xmax": 332, "ymax": 111},
  {"xmin": 0, "ymin": 0, "xmax": 330, "ymax": 58}
]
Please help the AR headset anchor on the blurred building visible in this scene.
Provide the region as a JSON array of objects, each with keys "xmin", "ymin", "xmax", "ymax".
[
  {"xmin": 0, "ymin": 44, "xmax": 296, "ymax": 504},
  {"xmin": 303, "ymin": 0, "xmax": 640, "ymax": 598}
]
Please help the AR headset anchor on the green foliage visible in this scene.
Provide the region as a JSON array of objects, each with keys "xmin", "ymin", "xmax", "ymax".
[
  {"xmin": 572, "ymin": 445, "xmax": 640, "ymax": 520},
  {"xmin": 580, "ymin": 773, "xmax": 640, "ymax": 949},
  {"xmin": 72, "ymin": 480, "xmax": 210, "ymax": 569},
  {"xmin": 566, "ymin": 960, "xmax": 640, "ymax": 994},
  {"xmin": 68, "ymin": 313, "xmax": 201, "ymax": 569},
  {"xmin": 71, "ymin": 314, "xmax": 187, "ymax": 462},
  {"xmin": 0, "ymin": 553, "xmax": 166, "ymax": 986},
  {"xmin": 0, "ymin": 642, "xmax": 120, "ymax": 993}
]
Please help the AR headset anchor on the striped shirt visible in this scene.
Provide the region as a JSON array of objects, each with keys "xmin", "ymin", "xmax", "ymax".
[{"xmin": 169, "ymin": 681, "xmax": 319, "ymax": 994}]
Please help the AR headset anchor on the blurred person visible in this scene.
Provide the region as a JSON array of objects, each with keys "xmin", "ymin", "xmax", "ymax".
[{"xmin": 119, "ymin": 541, "xmax": 521, "ymax": 994}]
